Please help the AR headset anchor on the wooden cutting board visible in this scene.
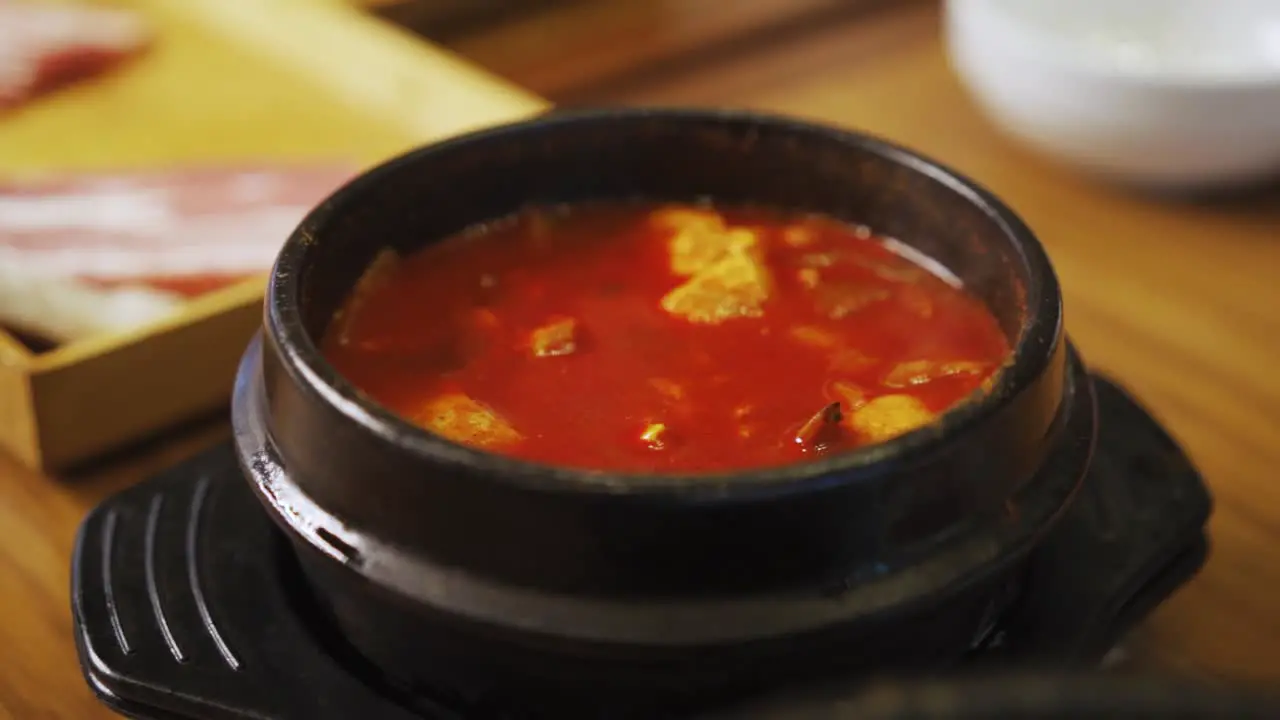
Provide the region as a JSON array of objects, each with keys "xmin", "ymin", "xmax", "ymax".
[{"xmin": 0, "ymin": 0, "xmax": 548, "ymax": 472}]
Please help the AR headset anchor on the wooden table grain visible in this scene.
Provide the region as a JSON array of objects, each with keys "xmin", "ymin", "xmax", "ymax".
[{"xmin": 2, "ymin": 1, "xmax": 1278, "ymax": 718}]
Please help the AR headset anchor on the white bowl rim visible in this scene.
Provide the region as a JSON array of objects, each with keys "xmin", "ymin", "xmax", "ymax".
[{"xmin": 948, "ymin": 0, "xmax": 1280, "ymax": 90}]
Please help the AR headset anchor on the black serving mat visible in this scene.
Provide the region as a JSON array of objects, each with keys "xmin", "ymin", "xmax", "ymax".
[{"xmin": 71, "ymin": 374, "xmax": 1216, "ymax": 719}]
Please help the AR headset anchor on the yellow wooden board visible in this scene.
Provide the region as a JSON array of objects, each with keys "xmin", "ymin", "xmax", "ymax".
[{"xmin": 0, "ymin": 0, "xmax": 548, "ymax": 470}]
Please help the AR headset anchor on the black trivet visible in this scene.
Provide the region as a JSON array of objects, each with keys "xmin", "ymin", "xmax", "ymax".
[{"xmin": 71, "ymin": 375, "xmax": 1212, "ymax": 719}]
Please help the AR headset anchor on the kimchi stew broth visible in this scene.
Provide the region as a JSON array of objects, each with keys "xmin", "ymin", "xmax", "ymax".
[{"xmin": 321, "ymin": 203, "xmax": 1011, "ymax": 473}]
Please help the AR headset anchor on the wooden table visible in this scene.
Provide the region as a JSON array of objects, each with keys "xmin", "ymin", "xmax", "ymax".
[{"xmin": 2, "ymin": 1, "xmax": 1278, "ymax": 717}]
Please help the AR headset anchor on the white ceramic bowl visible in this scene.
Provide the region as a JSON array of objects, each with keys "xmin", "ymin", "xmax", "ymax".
[{"xmin": 945, "ymin": 0, "xmax": 1280, "ymax": 188}]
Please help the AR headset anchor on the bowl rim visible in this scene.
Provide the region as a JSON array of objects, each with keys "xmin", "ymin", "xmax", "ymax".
[
  {"xmin": 947, "ymin": 0, "xmax": 1280, "ymax": 90},
  {"xmin": 264, "ymin": 107, "xmax": 1063, "ymax": 495}
]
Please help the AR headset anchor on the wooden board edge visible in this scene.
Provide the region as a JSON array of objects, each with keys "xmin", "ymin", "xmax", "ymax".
[
  {"xmin": 27, "ymin": 295, "xmax": 263, "ymax": 470},
  {"xmin": 0, "ymin": 360, "xmax": 39, "ymax": 469},
  {"xmin": 0, "ymin": 328, "xmax": 34, "ymax": 365},
  {"xmin": 20, "ymin": 277, "xmax": 265, "ymax": 470}
]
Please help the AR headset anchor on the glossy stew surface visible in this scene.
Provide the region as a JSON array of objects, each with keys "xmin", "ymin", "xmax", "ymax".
[{"xmin": 322, "ymin": 203, "xmax": 1010, "ymax": 473}]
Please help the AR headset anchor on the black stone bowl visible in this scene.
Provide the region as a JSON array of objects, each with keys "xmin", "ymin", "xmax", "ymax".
[{"xmin": 230, "ymin": 109, "xmax": 1093, "ymax": 716}]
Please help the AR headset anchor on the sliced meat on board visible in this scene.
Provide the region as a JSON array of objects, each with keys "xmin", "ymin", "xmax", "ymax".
[
  {"xmin": 0, "ymin": 0, "xmax": 152, "ymax": 111},
  {"xmin": 0, "ymin": 268, "xmax": 182, "ymax": 345},
  {"xmin": 0, "ymin": 164, "xmax": 358, "ymax": 344}
]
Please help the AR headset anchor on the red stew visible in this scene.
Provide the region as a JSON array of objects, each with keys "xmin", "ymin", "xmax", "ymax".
[{"xmin": 321, "ymin": 203, "xmax": 1011, "ymax": 474}]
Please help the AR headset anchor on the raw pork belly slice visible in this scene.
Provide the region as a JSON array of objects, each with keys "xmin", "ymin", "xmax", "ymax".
[
  {"xmin": 0, "ymin": 0, "xmax": 152, "ymax": 110},
  {"xmin": 0, "ymin": 164, "xmax": 357, "ymax": 343},
  {"xmin": 0, "ymin": 269, "xmax": 183, "ymax": 346}
]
